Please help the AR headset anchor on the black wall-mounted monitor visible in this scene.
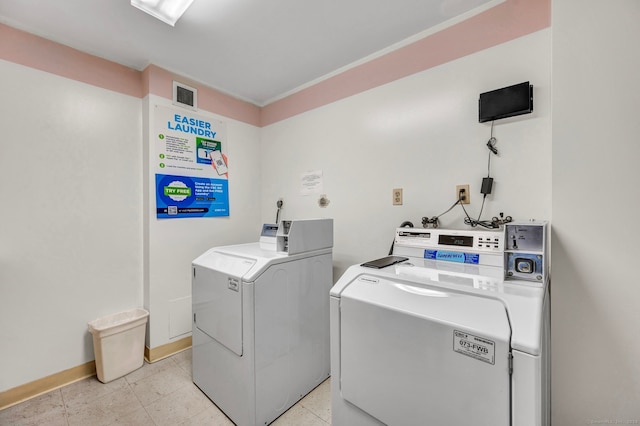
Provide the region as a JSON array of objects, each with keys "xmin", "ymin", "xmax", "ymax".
[{"xmin": 479, "ymin": 81, "xmax": 533, "ymax": 123}]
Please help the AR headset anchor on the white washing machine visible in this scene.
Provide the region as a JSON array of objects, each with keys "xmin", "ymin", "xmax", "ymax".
[
  {"xmin": 192, "ymin": 219, "xmax": 333, "ymax": 426},
  {"xmin": 330, "ymin": 222, "xmax": 550, "ymax": 426}
]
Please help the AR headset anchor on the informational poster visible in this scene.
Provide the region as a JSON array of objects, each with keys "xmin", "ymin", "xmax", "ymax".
[{"xmin": 154, "ymin": 105, "xmax": 229, "ymax": 218}]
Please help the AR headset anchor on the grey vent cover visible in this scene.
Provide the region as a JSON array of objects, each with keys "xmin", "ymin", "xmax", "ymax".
[{"xmin": 173, "ymin": 81, "xmax": 197, "ymax": 111}]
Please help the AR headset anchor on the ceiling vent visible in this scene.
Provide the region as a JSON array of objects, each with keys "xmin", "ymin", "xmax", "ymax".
[{"xmin": 173, "ymin": 81, "xmax": 197, "ymax": 111}]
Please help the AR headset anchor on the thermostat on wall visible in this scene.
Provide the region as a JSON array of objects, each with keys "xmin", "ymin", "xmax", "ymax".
[{"xmin": 173, "ymin": 81, "xmax": 197, "ymax": 111}]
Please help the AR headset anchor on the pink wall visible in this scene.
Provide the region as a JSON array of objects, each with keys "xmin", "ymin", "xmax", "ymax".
[
  {"xmin": 0, "ymin": 24, "xmax": 142, "ymax": 98},
  {"xmin": 261, "ymin": 0, "xmax": 551, "ymax": 126},
  {"xmin": 0, "ymin": 0, "xmax": 550, "ymax": 127},
  {"xmin": 142, "ymin": 65, "xmax": 261, "ymax": 126},
  {"xmin": 0, "ymin": 24, "xmax": 260, "ymax": 126}
]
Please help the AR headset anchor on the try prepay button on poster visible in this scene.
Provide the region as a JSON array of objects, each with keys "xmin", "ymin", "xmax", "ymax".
[{"xmin": 156, "ymin": 174, "xmax": 229, "ymax": 218}]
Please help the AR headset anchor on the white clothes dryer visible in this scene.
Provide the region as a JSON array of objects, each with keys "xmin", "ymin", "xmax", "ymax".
[
  {"xmin": 330, "ymin": 223, "xmax": 550, "ymax": 426},
  {"xmin": 192, "ymin": 219, "xmax": 333, "ymax": 426}
]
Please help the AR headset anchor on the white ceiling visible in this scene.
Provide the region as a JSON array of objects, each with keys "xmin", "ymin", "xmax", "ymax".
[{"xmin": 0, "ymin": 0, "xmax": 497, "ymax": 106}]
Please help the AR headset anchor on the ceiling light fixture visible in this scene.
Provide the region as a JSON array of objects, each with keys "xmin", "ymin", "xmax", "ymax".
[{"xmin": 131, "ymin": 0, "xmax": 195, "ymax": 26}]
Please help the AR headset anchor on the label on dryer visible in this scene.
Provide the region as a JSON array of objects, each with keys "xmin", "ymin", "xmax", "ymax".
[
  {"xmin": 424, "ymin": 250, "xmax": 479, "ymax": 264},
  {"xmin": 453, "ymin": 330, "xmax": 495, "ymax": 365},
  {"xmin": 227, "ymin": 277, "xmax": 240, "ymax": 292}
]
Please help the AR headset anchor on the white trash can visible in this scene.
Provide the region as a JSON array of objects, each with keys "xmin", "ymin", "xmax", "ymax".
[{"xmin": 88, "ymin": 308, "xmax": 149, "ymax": 383}]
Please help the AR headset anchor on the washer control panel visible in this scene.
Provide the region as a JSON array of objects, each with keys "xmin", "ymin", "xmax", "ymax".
[
  {"xmin": 393, "ymin": 222, "xmax": 549, "ymax": 284},
  {"xmin": 395, "ymin": 228, "xmax": 504, "ymax": 253},
  {"xmin": 505, "ymin": 222, "xmax": 548, "ymax": 283}
]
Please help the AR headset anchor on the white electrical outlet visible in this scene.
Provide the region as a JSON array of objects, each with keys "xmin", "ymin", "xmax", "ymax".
[
  {"xmin": 456, "ymin": 185, "xmax": 470, "ymax": 204},
  {"xmin": 393, "ymin": 188, "xmax": 403, "ymax": 205}
]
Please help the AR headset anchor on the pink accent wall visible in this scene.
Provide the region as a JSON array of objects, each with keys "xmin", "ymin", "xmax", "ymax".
[
  {"xmin": 0, "ymin": 24, "xmax": 260, "ymax": 126},
  {"xmin": 0, "ymin": 24, "xmax": 143, "ymax": 98},
  {"xmin": 143, "ymin": 65, "xmax": 261, "ymax": 127},
  {"xmin": 261, "ymin": 0, "xmax": 551, "ymax": 126},
  {"xmin": 0, "ymin": 0, "xmax": 550, "ymax": 128}
]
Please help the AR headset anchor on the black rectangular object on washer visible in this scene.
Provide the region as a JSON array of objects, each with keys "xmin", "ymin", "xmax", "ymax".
[
  {"xmin": 361, "ymin": 256, "xmax": 408, "ymax": 269},
  {"xmin": 479, "ymin": 81, "xmax": 533, "ymax": 122}
]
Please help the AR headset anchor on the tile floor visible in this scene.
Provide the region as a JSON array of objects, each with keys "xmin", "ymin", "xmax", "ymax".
[{"xmin": 0, "ymin": 349, "xmax": 332, "ymax": 426}]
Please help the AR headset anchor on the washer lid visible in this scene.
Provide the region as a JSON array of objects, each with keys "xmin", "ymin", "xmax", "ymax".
[
  {"xmin": 339, "ymin": 274, "xmax": 512, "ymax": 425},
  {"xmin": 332, "ymin": 263, "xmax": 547, "ymax": 355},
  {"xmin": 341, "ymin": 274, "xmax": 511, "ymax": 338}
]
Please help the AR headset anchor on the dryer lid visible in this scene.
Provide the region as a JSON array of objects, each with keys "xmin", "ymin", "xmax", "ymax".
[{"xmin": 192, "ymin": 250, "xmax": 257, "ymax": 278}]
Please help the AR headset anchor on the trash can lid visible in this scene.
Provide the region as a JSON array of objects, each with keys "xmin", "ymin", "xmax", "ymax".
[{"xmin": 88, "ymin": 308, "xmax": 149, "ymax": 332}]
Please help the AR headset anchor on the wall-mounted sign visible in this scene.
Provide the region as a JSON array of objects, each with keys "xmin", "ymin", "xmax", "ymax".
[
  {"xmin": 301, "ymin": 169, "xmax": 323, "ymax": 195},
  {"xmin": 154, "ymin": 105, "xmax": 229, "ymax": 218}
]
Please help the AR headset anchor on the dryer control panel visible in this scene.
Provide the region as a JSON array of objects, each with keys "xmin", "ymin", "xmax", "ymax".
[{"xmin": 276, "ymin": 218, "xmax": 333, "ymax": 254}]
